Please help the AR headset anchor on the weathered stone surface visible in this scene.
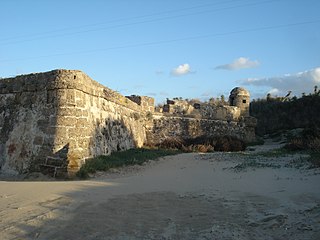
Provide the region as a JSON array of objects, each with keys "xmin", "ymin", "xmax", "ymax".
[
  {"xmin": 0, "ymin": 70, "xmax": 149, "ymax": 176},
  {"xmin": 147, "ymin": 115, "xmax": 255, "ymax": 145},
  {"xmin": 0, "ymin": 69, "xmax": 256, "ymax": 177}
]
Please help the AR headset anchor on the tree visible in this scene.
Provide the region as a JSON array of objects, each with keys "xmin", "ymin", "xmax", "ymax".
[
  {"xmin": 220, "ymin": 95, "xmax": 226, "ymax": 104},
  {"xmin": 267, "ymin": 93, "xmax": 272, "ymax": 101},
  {"xmin": 208, "ymin": 97, "xmax": 215, "ymax": 105}
]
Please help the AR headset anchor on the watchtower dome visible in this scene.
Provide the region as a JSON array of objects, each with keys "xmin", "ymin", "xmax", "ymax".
[{"xmin": 229, "ymin": 87, "xmax": 250, "ymax": 116}]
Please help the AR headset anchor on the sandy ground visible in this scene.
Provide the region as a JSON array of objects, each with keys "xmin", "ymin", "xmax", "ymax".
[{"xmin": 1, "ymin": 141, "xmax": 320, "ymax": 240}]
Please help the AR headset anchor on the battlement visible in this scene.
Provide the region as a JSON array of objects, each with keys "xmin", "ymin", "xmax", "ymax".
[{"xmin": 126, "ymin": 95, "xmax": 155, "ymax": 112}]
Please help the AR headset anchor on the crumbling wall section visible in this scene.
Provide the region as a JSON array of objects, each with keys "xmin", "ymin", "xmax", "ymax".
[
  {"xmin": 126, "ymin": 95, "xmax": 155, "ymax": 113},
  {"xmin": 160, "ymin": 101, "xmax": 241, "ymax": 121}
]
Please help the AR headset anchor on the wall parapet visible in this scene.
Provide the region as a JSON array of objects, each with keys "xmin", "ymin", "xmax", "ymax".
[{"xmin": 0, "ymin": 69, "xmax": 144, "ymax": 112}]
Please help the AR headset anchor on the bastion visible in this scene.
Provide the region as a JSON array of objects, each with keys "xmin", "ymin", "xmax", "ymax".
[{"xmin": 0, "ymin": 69, "xmax": 256, "ymax": 177}]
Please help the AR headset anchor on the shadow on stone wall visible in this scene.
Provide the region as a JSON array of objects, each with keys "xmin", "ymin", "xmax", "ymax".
[
  {"xmin": 39, "ymin": 144, "xmax": 69, "ymax": 178},
  {"xmin": 91, "ymin": 118, "xmax": 136, "ymax": 156},
  {"xmin": 65, "ymin": 116, "xmax": 139, "ymax": 176},
  {"xmin": 0, "ymin": 95, "xmax": 18, "ymax": 172},
  {"xmin": 0, "ymin": 88, "xmax": 61, "ymax": 176}
]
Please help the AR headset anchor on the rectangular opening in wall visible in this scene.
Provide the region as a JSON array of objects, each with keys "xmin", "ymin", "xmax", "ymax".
[{"xmin": 242, "ymin": 99, "xmax": 246, "ymax": 103}]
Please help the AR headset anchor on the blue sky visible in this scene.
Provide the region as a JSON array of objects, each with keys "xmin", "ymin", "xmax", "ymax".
[{"xmin": 1, "ymin": 0, "xmax": 319, "ymax": 103}]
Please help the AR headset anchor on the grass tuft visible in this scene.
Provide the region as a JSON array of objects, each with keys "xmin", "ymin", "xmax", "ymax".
[
  {"xmin": 246, "ymin": 138, "xmax": 265, "ymax": 147},
  {"xmin": 308, "ymin": 152, "xmax": 320, "ymax": 168},
  {"xmin": 232, "ymin": 159, "xmax": 281, "ymax": 172},
  {"xmin": 250, "ymin": 148, "xmax": 290, "ymax": 158},
  {"xmin": 156, "ymin": 136, "xmax": 246, "ymax": 153},
  {"xmin": 76, "ymin": 148, "xmax": 180, "ymax": 179}
]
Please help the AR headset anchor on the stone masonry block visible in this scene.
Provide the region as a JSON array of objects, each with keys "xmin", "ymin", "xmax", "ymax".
[
  {"xmin": 82, "ymin": 110, "xmax": 89, "ymax": 117},
  {"xmin": 46, "ymin": 157, "xmax": 65, "ymax": 167},
  {"xmin": 76, "ymin": 118, "xmax": 88, "ymax": 128},
  {"xmin": 58, "ymin": 108, "xmax": 82, "ymax": 117},
  {"xmin": 56, "ymin": 89, "xmax": 67, "ymax": 103},
  {"xmin": 53, "ymin": 136, "xmax": 69, "ymax": 147},
  {"xmin": 39, "ymin": 165, "xmax": 56, "ymax": 177},
  {"xmin": 66, "ymin": 89, "xmax": 76, "ymax": 104},
  {"xmin": 56, "ymin": 116, "xmax": 76, "ymax": 127},
  {"xmin": 68, "ymin": 128, "xmax": 89, "ymax": 139},
  {"xmin": 33, "ymin": 136, "xmax": 44, "ymax": 145},
  {"xmin": 76, "ymin": 99, "xmax": 85, "ymax": 108},
  {"xmin": 50, "ymin": 126, "xmax": 68, "ymax": 138},
  {"xmin": 77, "ymin": 137, "xmax": 91, "ymax": 149},
  {"xmin": 46, "ymin": 90, "xmax": 57, "ymax": 104}
]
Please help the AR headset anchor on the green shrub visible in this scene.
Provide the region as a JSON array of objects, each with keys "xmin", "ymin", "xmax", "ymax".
[
  {"xmin": 156, "ymin": 135, "xmax": 246, "ymax": 152},
  {"xmin": 246, "ymin": 138, "xmax": 265, "ymax": 147},
  {"xmin": 308, "ymin": 152, "xmax": 320, "ymax": 168},
  {"xmin": 77, "ymin": 148, "xmax": 179, "ymax": 179},
  {"xmin": 250, "ymin": 94, "xmax": 320, "ymax": 135},
  {"xmin": 285, "ymin": 127, "xmax": 320, "ymax": 152},
  {"xmin": 157, "ymin": 137, "xmax": 185, "ymax": 150}
]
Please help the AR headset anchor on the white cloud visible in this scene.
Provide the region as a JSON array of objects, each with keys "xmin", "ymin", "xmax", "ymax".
[
  {"xmin": 171, "ymin": 63, "xmax": 192, "ymax": 76},
  {"xmin": 215, "ymin": 57, "xmax": 260, "ymax": 70},
  {"xmin": 241, "ymin": 67, "xmax": 320, "ymax": 96},
  {"xmin": 159, "ymin": 91, "xmax": 169, "ymax": 96},
  {"xmin": 268, "ymin": 88, "xmax": 280, "ymax": 95},
  {"xmin": 146, "ymin": 92, "xmax": 157, "ymax": 96},
  {"xmin": 311, "ymin": 67, "xmax": 320, "ymax": 83},
  {"xmin": 201, "ymin": 91, "xmax": 213, "ymax": 97}
]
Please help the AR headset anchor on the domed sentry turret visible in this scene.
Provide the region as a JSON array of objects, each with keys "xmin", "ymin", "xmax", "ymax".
[{"xmin": 229, "ymin": 87, "xmax": 250, "ymax": 116}]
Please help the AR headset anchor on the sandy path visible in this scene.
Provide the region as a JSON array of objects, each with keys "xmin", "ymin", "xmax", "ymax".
[{"xmin": 1, "ymin": 146, "xmax": 320, "ymax": 239}]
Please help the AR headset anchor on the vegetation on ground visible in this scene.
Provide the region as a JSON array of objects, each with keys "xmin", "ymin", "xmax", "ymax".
[
  {"xmin": 232, "ymin": 159, "xmax": 281, "ymax": 172},
  {"xmin": 246, "ymin": 137, "xmax": 265, "ymax": 146},
  {"xmin": 250, "ymin": 87, "xmax": 320, "ymax": 136},
  {"xmin": 250, "ymin": 84, "xmax": 320, "ymax": 169},
  {"xmin": 308, "ymin": 152, "xmax": 320, "ymax": 168},
  {"xmin": 77, "ymin": 148, "xmax": 180, "ymax": 179},
  {"xmin": 250, "ymin": 148, "xmax": 291, "ymax": 158},
  {"xmin": 155, "ymin": 135, "xmax": 246, "ymax": 153},
  {"xmin": 235, "ymin": 127, "xmax": 320, "ymax": 171},
  {"xmin": 77, "ymin": 136, "xmax": 247, "ymax": 179},
  {"xmin": 284, "ymin": 127, "xmax": 320, "ymax": 168}
]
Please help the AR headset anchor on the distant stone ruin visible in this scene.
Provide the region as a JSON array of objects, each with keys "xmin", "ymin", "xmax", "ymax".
[{"xmin": 0, "ymin": 69, "xmax": 256, "ymax": 177}]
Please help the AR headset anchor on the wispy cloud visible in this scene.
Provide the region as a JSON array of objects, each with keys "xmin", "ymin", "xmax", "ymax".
[
  {"xmin": 155, "ymin": 70, "xmax": 164, "ymax": 75},
  {"xmin": 171, "ymin": 63, "xmax": 192, "ymax": 76},
  {"xmin": 146, "ymin": 92, "xmax": 157, "ymax": 96},
  {"xmin": 159, "ymin": 91, "xmax": 169, "ymax": 96},
  {"xmin": 133, "ymin": 84, "xmax": 145, "ymax": 89},
  {"xmin": 241, "ymin": 67, "xmax": 320, "ymax": 96},
  {"xmin": 201, "ymin": 91, "xmax": 214, "ymax": 97},
  {"xmin": 215, "ymin": 57, "xmax": 260, "ymax": 70}
]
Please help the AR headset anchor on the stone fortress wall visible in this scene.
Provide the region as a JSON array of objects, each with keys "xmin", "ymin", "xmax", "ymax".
[{"xmin": 0, "ymin": 70, "xmax": 256, "ymax": 177}]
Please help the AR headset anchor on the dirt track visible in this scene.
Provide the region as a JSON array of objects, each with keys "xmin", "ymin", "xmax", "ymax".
[{"xmin": 1, "ymin": 142, "xmax": 320, "ymax": 239}]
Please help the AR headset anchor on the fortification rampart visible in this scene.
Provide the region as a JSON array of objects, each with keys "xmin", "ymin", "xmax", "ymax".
[
  {"xmin": 0, "ymin": 69, "xmax": 256, "ymax": 177},
  {"xmin": 146, "ymin": 113, "xmax": 256, "ymax": 145},
  {"xmin": 0, "ymin": 70, "xmax": 149, "ymax": 177}
]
